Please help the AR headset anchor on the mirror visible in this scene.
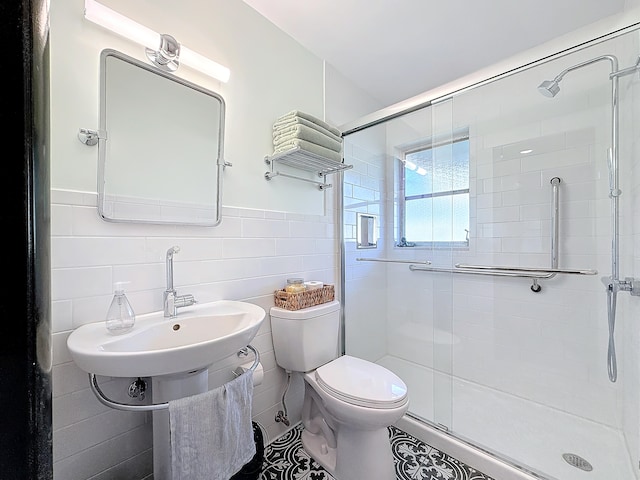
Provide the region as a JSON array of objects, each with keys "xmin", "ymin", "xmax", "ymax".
[
  {"xmin": 357, "ymin": 213, "xmax": 378, "ymax": 249},
  {"xmin": 97, "ymin": 49, "xmax": 226, "ymax": 226}
]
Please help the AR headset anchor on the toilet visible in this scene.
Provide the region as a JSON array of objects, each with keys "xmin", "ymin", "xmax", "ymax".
[{"xmin": 270, "ymin": 300, "xmax": 408, "ymax": 480}]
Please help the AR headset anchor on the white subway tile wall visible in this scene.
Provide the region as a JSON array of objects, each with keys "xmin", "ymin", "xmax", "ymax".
[{"xmin": 51, "ymin": 189, "xmax": 338, "ymax": 479}]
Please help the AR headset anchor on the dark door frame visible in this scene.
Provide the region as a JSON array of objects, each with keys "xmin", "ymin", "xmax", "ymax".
[{"xmin": 1, "ymin": 1, "xmax": 52, "ymax": 478}]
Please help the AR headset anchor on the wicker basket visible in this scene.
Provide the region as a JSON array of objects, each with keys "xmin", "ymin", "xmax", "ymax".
[{"xmin": 274, "ymin": 284, "xmax": 335, "ymax": 311}]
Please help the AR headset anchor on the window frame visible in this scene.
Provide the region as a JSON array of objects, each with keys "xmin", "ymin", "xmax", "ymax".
[{"xmin": 397, "ymin": 133, "xmax": 470, "ymax": 249}]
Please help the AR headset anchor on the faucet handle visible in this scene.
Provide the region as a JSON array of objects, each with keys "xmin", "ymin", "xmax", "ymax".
[{"xmin": 175, "ymin": 294, "xmax": 197, "ymax": 308}]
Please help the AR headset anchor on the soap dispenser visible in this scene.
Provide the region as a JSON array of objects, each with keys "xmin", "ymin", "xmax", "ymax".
[{"xmin": 105, "ymin": 282, "xmax": 136, "ymax": 334}]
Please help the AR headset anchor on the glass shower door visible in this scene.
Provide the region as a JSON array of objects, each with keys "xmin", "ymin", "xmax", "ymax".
[
  {"xmin": 342, "ymin": 102, "xmax": 456, "ymax": 433},
  {"xmin": 343, "ymin": 24, "xmax": 640, "ymax": 480}
]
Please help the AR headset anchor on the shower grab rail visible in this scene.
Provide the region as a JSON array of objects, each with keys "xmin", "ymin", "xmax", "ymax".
[
  {"xmin": 407, "ymin": 178, "xmax": 598, "ymax": 289},
  {"xmin": 88, "ymin": 345, "xmax": 260, "ymax": 412},
  {"xmin": 454, "ymin": 264, "xmax": 597, "ymax": 275},
  {"xmin": 355, "ymin": 258, "xmax": 431, "ymax": 265},
  {"xmin": 409, "ymin": 264, "xmax": 597, "ymax": 279},
  {"xmin": 409, "ymin": 264, "xmax": 556, "ymax": 278}
]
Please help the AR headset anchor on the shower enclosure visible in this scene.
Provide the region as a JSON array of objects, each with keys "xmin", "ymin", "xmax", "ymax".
[{"xmin": 341, "ymin": 24, "xmax": 640, "ymax": 480}]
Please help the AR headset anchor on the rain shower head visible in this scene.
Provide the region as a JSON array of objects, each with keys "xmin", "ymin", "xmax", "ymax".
[{"xmin": 537, "ymin": 79, "xmax": 561, "ymax": 97}]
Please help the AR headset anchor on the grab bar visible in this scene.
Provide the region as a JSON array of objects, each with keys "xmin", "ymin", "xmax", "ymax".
[
  {"xmin": 356, "ymin": 258, "xmax": 431, "ymax": 265},
  {"xmin": 454, "ymin": 264, "xmax": 598, "ymax": 275},
  {"xmin": 550, "ymin": 177, "xmax": 561, "ymax": 273},
  {"xmin": 88, "ymin": 345, "xmax": 260, "ymax": 412},
  {"xmin": 409, "ymin": 265, "xmax": 556, "ymax": 279},
  {"xmin": 408, "ymin": 177, "xmax": 596, "ymax": 290},
  {"xmin": 409, "ymin": 264, "xmax": 597, "ymax": 279}
]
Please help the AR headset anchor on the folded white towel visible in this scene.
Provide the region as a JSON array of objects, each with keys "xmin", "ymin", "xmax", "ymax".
[
  {"xmin": 274, "ymin": 138, "xmax": 343, "ymax": 163},
  {"xmin": 169, "ymin": 372, "xmax": 255, "ymax": 480},
  {"xmin": 273, "ymin": 116, "xmax": 342, "ymax": 143},
  {"xmin": 273, "ymin": 110, "xmax": 341, "ymax": 137},
  {"xmin": 274, "ymin": 124, "xmax": 342, "ymax": 153}
]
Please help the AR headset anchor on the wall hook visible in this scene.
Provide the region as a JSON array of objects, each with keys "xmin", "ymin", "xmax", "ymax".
[{"xmin": 78, "ymin": 128, "xmax": 106, "ymax": 146}]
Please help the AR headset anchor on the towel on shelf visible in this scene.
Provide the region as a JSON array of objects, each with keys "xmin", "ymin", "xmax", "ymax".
[
  {"xmin": 169, "ymin": 371, "xmax": 255, "ymax": 480},
  {"xmin": 273, "ymin": 124, "xmax": 342, "ymax": 153},
  {"xmin": 273, "ymin": 110, "xmax": 341, "ymax": 137},
  {"xmin": 274, "ymin": 138, "xmax": 343, "ymax": 163},
  {"xmin": 273, "ymin": 116, "xmax": 342, "ymax": 144}
]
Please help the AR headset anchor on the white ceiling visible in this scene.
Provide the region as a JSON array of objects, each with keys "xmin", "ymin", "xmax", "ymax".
[{"xmin": 242, "ymin": 0, "xmax": 626, "ymax": 106}]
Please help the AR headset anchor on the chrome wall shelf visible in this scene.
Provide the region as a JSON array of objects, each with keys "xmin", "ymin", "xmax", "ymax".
[{"xmin": 264, "ymin": 146, "xmax": 353, "ymax": 190}]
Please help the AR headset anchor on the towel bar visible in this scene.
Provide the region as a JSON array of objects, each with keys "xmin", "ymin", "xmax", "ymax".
[
  {"xmin": 88, "ymin": 345, "xmax": 260, "ymax": 412},
  {"xmin": 356, "ymin": 257, "xmax": 431, "ymax": 265},
  {"xmin": 454, "ymin": 264, "xmax": 598, "ymax": 275}
]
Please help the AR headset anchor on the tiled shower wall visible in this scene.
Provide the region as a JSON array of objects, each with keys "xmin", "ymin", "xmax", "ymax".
[
  {"xmin": 51, "ymin": 189, "xmax": 338, "ymax": 479},
  {"xmin": 343, "ymin": 125, "xmax": 389, "ymax": 363},
  {"xmin": 343, "ymin": 27, "xmax": 640, "ymax": 468}
]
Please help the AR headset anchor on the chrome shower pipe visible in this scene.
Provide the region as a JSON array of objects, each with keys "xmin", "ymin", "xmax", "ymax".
[
  {"xmin": 540, "ymin": 57, "xmax": 619, "ymax": 274},
  {"xmin": 539, "ymin": 54, "xmax": 640, "ymax": 383}
]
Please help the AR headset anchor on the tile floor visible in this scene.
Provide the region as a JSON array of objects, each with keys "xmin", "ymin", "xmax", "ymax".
[{"xmin": 259, "ymin": 424, "xmax": 495, "ymax": 480}]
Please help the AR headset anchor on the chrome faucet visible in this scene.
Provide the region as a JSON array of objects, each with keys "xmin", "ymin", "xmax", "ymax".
[{"xmin": 163, "ymin": 246, "xmax": 197, "ymax": 317}]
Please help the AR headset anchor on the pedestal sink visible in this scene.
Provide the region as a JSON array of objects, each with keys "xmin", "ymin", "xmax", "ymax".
[{"xmin": 67, "ymin": 299, "xmax": 266, "ymax": 480}]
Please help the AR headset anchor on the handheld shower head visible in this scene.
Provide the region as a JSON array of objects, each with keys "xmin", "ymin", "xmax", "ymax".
[{"xmin": 538, "ymin": 79, "xmax": 560, "ymax": 97}]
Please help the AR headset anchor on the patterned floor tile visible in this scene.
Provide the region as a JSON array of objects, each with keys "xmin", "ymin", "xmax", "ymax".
[{"xmin": 259, "ymin": 424, "xmax": 494, "ymax": 480}]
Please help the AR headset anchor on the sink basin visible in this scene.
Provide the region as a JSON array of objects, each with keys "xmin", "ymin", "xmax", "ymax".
[{"xmin": 67, "ymin": 300, "xmax": 266, "ymax": 377}]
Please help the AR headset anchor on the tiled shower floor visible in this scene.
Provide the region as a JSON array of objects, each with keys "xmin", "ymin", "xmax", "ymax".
[{"xmin": 259, "ymin": 423, "xmax": 494, "ymax": 480}]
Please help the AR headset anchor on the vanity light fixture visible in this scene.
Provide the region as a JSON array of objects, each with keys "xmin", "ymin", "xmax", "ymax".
[{"xmin": 84, "ymin": 0, "xmax": 230, "ymax": 82}]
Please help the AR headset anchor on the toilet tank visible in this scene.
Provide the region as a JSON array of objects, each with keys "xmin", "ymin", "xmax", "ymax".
[{"xmin": 270, "ymin": 300, "xmax": 340, "ymax": 372}]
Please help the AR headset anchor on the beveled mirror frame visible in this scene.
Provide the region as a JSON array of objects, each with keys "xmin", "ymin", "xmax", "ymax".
[{"xmin": 97, "ymin": 49, "xmax": 226, "ymax": 226}]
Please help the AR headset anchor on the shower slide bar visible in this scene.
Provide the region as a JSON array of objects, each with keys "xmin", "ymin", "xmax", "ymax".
[{"xmin": 88, "ymin": 345, "xmax": 260, "ymax": 412}]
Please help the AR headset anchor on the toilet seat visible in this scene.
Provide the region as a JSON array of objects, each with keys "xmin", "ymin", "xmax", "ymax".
[{"xmin": 315, "ymin": 355, "xmax": 408, "ymax": 409}]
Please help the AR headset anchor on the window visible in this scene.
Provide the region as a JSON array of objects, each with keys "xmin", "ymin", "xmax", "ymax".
[{"xmin": 398, "ymin": 135, "xmax": 470, "ymax": 247}]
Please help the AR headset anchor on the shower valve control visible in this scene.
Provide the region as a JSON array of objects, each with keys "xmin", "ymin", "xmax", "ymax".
[
  {"xmin": 623, "ymin": 277, "xmax": 640, "ymax": 296},
  {"xmin": 603, "ymin": 277, "xmax": 640, "ymax": 296}
]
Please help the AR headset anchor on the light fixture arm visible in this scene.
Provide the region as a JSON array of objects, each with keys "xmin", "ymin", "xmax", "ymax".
[{"xmin": 145, "ymin": 33, "xmax": 181, "ymax": 72}]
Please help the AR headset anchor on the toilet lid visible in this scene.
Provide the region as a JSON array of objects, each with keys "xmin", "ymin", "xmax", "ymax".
[{"xmin": 315, "ymin": 355, "xmax": 408, "ymax": 409}]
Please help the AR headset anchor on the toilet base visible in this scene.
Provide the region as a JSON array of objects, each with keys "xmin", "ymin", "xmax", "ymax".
[
  {"xmin": 301, "ymin": 425, "xmax": 396, "ymax": 480},
  {"xmin": 301, "ymin": 427, "xmax": 337, "ymax": 472}
]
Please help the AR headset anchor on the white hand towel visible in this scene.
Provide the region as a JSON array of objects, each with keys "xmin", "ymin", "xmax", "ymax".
[
  {"xmin": 273, "ymin": 110, "xmax": 341, "ymax": 137},
  {"xmin": 169, "ymin": 372, "xmax": 255, "ymax": 480},
  {"xmin": 273, "ymin": 116, "xmax": 342, "ymax": 143},
  {"xmin": 274, "ymin": 138, "xmax": 343, "ymax": 163},
  {"xmin": 273, "ymin": 124, "xmax": 343, "ymax": 153}
]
